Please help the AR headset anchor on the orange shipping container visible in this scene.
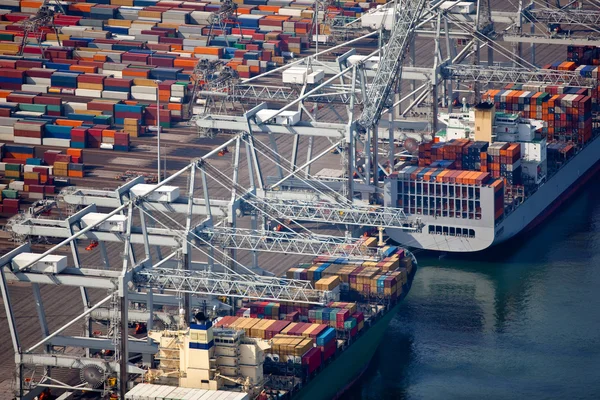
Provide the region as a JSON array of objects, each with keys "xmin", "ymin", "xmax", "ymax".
[
  {"xmin": 67, "ymin": 149, "xmax": 83, "ymax": 157},
  {"xmin": 258, "ymin": 5, "xmax": 280, "ymax": 12},
  {"xmin": 460, "ymin": 171, "xmax": 471, "ymax": 184},
  {"xmin": 436, "ymin": 170, "xmax": 448, "ymax": 183},
  {"xmin": 122, "ymin": 69, "xmax": 150, "ymax": 78},
  {"xmin": 68, "ymin": 3, "xmax": 93, "ymax": 12},
  {"xmin": 56, "ymin": 119, "xmax": 83, "ymax": 127},
  {"xmin": 70, "ymin": 65, "xmax": 97, "ymax": 74},
  {"xmin": 174, "ymin": 58, "xmax": 197, "ymax": 68},
  {"xmin": 22, "ymin": 1, "xmax": 43, "ymax": 7},
  {"xmin": 194, "ymin": 47, "xmax": 223, "ymax": 57}
]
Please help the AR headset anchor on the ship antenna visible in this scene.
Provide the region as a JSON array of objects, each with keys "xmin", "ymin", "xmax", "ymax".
[{"xmin": 462, "ymin": 97, "xmax": 467, "ymax": 113}]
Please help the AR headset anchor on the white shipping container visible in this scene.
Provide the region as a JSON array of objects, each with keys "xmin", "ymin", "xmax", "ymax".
[
  {"xmin": 12, "ymin": 253, "xmax": 68, "ymax": 274},
  {"xmin": 100, "ymin": 143, "xmax": 114, "ymax": 150},
  {"xmin": 278, "ymin": 7, "xmax": 304, "ymax": 17},
  {"xmin": 75, "ymin": 89, "xmax": 103, "ymax": 98},
  {"xmin": 130, "ymin": 184, "xmax": 180, "ymax": 202},
  {"xmin": 102, "ymin": 90, "xmax": 129, "ymax": 100},
  {"xmin": 42, "ymin": 138, "xmax": 71, "ymax": 147},
  {"xmin": 0, "ymin": 125, "xmax": 14, "ymax": 134},
  {"xmin": 81, "ymin": 212, "xmax": 128, "ymax": 232},
  {"xmin": 9, "ymin": 181, "xmax": 24, "ymax": 191},
  {"xmin": 0, "ymin": 133, "xmax": 14, "ymax": 141},
  {"xmin": 131, "ymin": 86, "xmax": 157, "ymax": 95},
  {"xmin": 21, "ymin": 84, "xmax": 48, "ymax": 93},
  {"xmin": 25, "ymin": 77, "xmax": 51, "ymax": 85},
  {"xmin": 0, "ymin": 117, "xmax": 19, "ymax": 126},
  {"xmin": 14, "ymin": 136, "xmax": 42, "ymax": 145},
  {"xmin": 131, "ymin": 93, "xmax": 157, "ymax": 101}
]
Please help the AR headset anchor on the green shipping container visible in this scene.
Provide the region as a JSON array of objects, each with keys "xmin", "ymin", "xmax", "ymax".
[
  {"xmin": 1, "ymin": 189, "xmax": 18, "ymax": 199},
  {"xmin": 5, "ymin": 164, "xmax": 21, "ymax": 171},
  {"xmin": 47, "ymin": 105, "xmax": 63, "ymax": 113},
  {"xmin": 19, "ymin": 104, "xmax": 47, "ymax": 113}
]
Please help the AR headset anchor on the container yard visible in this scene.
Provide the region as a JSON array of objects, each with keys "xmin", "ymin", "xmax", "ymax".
[{"xmin": 0, "ymin": 0, "xmax": 599, "ymax": 399}]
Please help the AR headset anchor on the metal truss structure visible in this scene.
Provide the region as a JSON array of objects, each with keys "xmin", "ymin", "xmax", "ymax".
[
  {"xmin": 523, "ymin": 7, "xmax": 600, "ymax": 26},
  {"xmin": 244, "ymin": 199, "xmax": 422, "ymax": 230},
  {"xmin": 4, "ymin": 134, "xmax": 403, "ymax": 399},
  {"xmin": 135, "ymin": 268, "xmax": 334, "ymax": 305},
  {"xmin": 194, "ymin": 0, "xmax": 600, "ymax": 205},
  {"xmin": 198, "ymin": 227, "xmax": 381, "ymax": 259},
  {"xmin": 5, "ymin": 1, "xmax": 600, "ymax": 399}
]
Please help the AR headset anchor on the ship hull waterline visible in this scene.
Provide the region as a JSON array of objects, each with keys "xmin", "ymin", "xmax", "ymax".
[{"xmin": 385, "ymin": 133, "xmax": 600, "ymax": 252}]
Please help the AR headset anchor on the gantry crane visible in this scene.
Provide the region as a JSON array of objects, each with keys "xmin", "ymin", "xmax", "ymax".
[
  {"xmin": 17, "ymin": 0, "xmax": 65, "ymax": 57},
  {"xmin": 4, "ymin": 146, "xmax": 396, "ymax": 399}
]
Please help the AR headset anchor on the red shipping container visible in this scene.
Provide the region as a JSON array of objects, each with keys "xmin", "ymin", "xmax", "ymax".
[
  {"xmin": 32, "ymin": 167, "xmax": 49, "ymax": 175},
  {"xmin": 308, "ymin": 324, "xmax": 327, "ymax": 339},
  {"xmin": 290, "ymin": 322, "xmax": 309, "ymax": 336},
  {"xmin": 78, "ymin": 74, "xmax": 105, "ymax": 84},
  {"xmin": 43, "ymin": 150, "xmax": 62, "ymax": 165},
  {"xmin": 265, "ymin": 320, "xmax": 290, "ymax": 339},
  {"xmin": 29, "ymin": 185, "xmax": 45, "ymax": 194},
  {"xmin": 301, "ymin": 347, "xmax": 322, "ymax": 374},
  {"xmin": 319, "ymin": 338, "xmax": 336, "ymax": 361},
  {"xmin": 34, "ymin": 96, "xmax": 62, "ymax": 105},
  {"xmin": 55, "ymin": 154, "xmax": 71, "ymax": 163}
]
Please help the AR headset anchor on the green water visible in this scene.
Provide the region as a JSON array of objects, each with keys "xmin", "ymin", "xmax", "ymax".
[{"xmin": 343, "ymin": 175, "xmax": 600, "ymax": 399}]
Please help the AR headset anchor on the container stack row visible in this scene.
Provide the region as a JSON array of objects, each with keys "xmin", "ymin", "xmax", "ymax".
[
  {"xmin": 0, "ymin": 144, "xmax": 88, "ymax": 208},
  {"xmin": 389, "ymin": 164, "xmax": 506, "ymax": 221},
  {"xmin": 418, "ymin": 139, "xmax": 521, "ymax": 182},
  {"xmin": 486, "ymin": 142, "xmax": 522, "ymax": 185},
  {"xmin": 484, "ymin": 89, "xmax": 593, "ymax": 145},
  {"xmin": 0, "ymin": 0, "xmax": 387, "ymax": 85},
  {"xmin": 214, "ymin": 315, "xmax": 338, "ymax": 366}
]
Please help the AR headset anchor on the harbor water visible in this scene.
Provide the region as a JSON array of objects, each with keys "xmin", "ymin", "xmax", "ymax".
[{"xmin": 343, "ymin": 174, "xmax": 600, "ymax": 400}]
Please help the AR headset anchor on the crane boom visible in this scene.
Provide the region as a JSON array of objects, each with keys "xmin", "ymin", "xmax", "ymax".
[
  {"xmin": 357, "ymin": 0, "xmax": 427, "ymax": 131},
  {"xmin": 134, "ymin": 267, "xmax": 333, "ymax": 305}
]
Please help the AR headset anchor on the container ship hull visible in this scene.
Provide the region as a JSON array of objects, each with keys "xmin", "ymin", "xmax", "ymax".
[
  {"xmin": 385, "ymin": 133, "xmax": 600, "ymax": 253},
  {"xmin": 292, "ymin": 265, "xmax": 417, "ymax": 400}
]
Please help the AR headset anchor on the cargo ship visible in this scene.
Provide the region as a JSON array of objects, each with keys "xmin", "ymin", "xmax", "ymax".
[
  {"xmin": 144, "ymin": 243, "xmax": 417, "ymax": 400},
  {"xmin": 384, "ymin": 74, "xmax": 600, "ymax": 252}
]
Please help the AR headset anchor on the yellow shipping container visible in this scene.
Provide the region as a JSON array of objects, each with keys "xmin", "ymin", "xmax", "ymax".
[
  {"xmin": 281, "ymin": 323, "xmax": 297, "ymax": 335},
  {"xmin": 107, "ymin": 19, "xmax": 132, "ymax": 27},
  {"xmin": 23, "ymin": 172, "xmax": 39, "ymax": 180},
  {"xmin": 133, "ymin": 79, "xmax": 158, "ymax": 87},
  {"xmin": 139, "ymin": 10, "xmax": 161, "ymax": 18},
  {"xmin": 111, "ymin": 0, "xmax": 134, "ymax": 6}
]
